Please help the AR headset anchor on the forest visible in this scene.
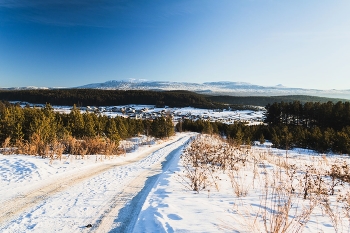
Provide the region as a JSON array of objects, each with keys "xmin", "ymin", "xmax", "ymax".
[
  {"xmin": 0, "ymin": 89, "xmax": 345, "ymax": 108},
  {"xmin": 207, "ymin": 95, "xmax": 347, "ymax": 106},
  {"xmin": 178, "ymin": 101, "xmax": 350, "ymax": 154},
  {"xmin": 2, "ymin": 94, "xmax": 350, "ymax": 155},
  {"xmin": 0, "ymin": 101, "xmax": 174, "ymax": 157},
  {"xmin": 0, "ymin": 89, "xmax": 224, "ymax": 109}
]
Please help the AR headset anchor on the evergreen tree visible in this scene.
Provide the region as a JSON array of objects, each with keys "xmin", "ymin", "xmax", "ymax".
[
  {"xmin": 105, "ymin": 118, "xmax": 120, "ymax": 143},
  {"xmin": 259, "ymin": 133, "xmax": 265, "ymax": 145},
  {"xmin": 202, "ymin": 120, "xmax": 213, "ymax": 135},
  {"xmin": 68, "ymin": 105, "xmax": 85, "ymax": 138},
  {"xmin": 83, "ymin": 113, "xmax": 96, "ymax": 137},
  {"xmin": 115, "ymin": 117, "xmax": 128, "ymax": 139},
  {"xmin": 151, "ymin": 117, "xmax": 174, "ymax": 138}
]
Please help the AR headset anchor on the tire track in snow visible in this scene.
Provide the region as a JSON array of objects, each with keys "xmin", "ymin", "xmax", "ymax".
[
  {"xmin": 86, "ymin": 136, "xmax": 191, "ymax": 233},
  {"xmin": 0, "ymin": 135, "xmax": 190, "ymax": 229}
]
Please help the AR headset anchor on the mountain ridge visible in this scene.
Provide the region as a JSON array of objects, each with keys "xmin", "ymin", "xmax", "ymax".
[
  {"xmin": 76, "ymin": 79, "xmax": 350, "ymax": 99},
  {"xmin": 2, "ymin": 79, "xmax": 350, "ymax": 100}
]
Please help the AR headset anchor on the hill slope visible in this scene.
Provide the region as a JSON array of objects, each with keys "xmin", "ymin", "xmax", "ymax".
[{"xmin": 76, "ymin": 79, "xmax": 350, "ymax": 100}]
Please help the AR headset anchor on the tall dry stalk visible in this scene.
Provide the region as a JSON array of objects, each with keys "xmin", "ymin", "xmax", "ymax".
[{"xmin": 228, "ymin": 168, "xmax": 250, "ymax": 197}]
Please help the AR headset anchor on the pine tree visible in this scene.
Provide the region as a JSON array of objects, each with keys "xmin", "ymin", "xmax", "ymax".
[
  {"xmin": 68, "ymin": 105, "xmax": 85, "ymax": 138},
  {"xmin": 115, "ymin": 117, "xmax": 128, "ymax": 139},
  {"xmin": 105, "ymin": 118, "xmax": 120, "ymax": 143},
  {"xmin": 165, "ymin": 116, "xmax": 175, "ymax": 137},
  {"xmin": 151, "ymin": 116, "xmax": 175, "ymax": 138},
  {"xmin": 83, "ymin": 113, "xmax": 96, "ymax": 137},
  {"xmin": 259, "ymin": 133, "xmax": 265, "ymax": 145},
  {"xmin": 202, "ymin": 120, "xmax": 213, "ymax": 135}
]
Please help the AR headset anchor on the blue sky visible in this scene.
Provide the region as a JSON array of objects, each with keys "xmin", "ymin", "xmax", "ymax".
[{"xmin": 1, "ymin": 0, "xmax": 350, "ymax": 90}]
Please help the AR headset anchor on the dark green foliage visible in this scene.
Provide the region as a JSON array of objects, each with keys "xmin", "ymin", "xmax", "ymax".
[
  {"xmin": 265, "ymin": 101, "xmax": 350, "ymax": 130},
  {"xmin": 105, "ymin": 118, "xmax": 120, "ymax": 143},
  {"xmin": 259, "ymin": 133, "xmax": 265, "ymax": 145},
  {"xmin": 0, "ymin": 89, "xmax": 224, "ymax": 109},
  {"xmin": 0, "ymin": 101, "xmax": 176, "ymax": 149},
  {"xmin": 1, "ymin": 90, "xmax": 344, "ymax": 109},
  {"xmin": 179, "ymin": 119, "xmax": 268, "ymax": 146},
  {"xmin": 151, "ymin": 117, "xmax": 175, "ymax": 138},
  {"xmin": 262, "ymin": 100, "xmax": 350, "ymax": 154},
  {"xmin": 179, "ymin": 99, "xmax": 350, "ymax": 154},
  {"xmin": 208, "ymin": 95, "xmax": 347, "ymax": 107}
]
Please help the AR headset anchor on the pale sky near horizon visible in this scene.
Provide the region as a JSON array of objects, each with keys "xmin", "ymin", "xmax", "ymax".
[{"xmin": 1, "ymin": 0, "xmax": 350, "ymax": 90}]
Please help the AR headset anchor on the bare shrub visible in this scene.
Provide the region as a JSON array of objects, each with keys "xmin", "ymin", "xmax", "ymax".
[
  {"xmin": 328, "ymin": 164, "xmax": 345, "ymax": 196},
  {"xmin": 228, "ymin": 169, "xmax": 250, "ymax": 197},
  {"xmin": 1, "ymin": 137, "xmax": 16, "ymax": 155},
  {"xmin": 337, "ymin": 192, "xmax": 350, "ymax": 229},
  {"xmin": 179, "ymin": 135, "xmax": 226, "ymax": 193},
  {"xmin": 329, "ymin": 160, "xmax": 350, "ymax": 185},
  {"xmin": 104, "ymin": 138, "xmax": 118, "ymax": 158},
  {"xmin": 182, "ymin": 136, "xmax": 346, "ymax": 232},
  {"xmin": 2, "ymin": 137, "xmax": 11, "ymax": 148},
  {"xmin": 52, "ymin": 139, "xmax": 65, "ymax": 161}
]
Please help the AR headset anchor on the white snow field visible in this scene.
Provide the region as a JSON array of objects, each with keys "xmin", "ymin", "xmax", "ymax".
[
  {"xmin": 1, "ymin": 133, "xmax": 350, "ymax": 233},
  {"xmin": 1, "ymin": 105, "xmax": 350, "ymax": 233},
  {"xmin": 132, "ymin": 137, "xmax": 350, "ymax": 233},
  {"xmin": 0, "ymin": 133, "xmax": 194, "ymax": 232}
]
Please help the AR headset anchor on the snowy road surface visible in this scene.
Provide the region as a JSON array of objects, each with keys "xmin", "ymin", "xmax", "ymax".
[{"xmin": 0, "ymin": 133, "xmax": 193, "ymax": 233}]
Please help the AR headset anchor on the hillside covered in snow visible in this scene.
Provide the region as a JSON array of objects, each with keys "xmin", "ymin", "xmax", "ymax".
[
  {"xmin": 2, "ymin": 79, "xmax": 350, "ymax": 100},
  {"xmin": 76, "ymin": 79, "xmax": 350, "ymax": 100}
]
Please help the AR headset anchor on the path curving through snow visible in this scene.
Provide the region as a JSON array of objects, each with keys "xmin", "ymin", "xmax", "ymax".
[
  {"xmin": 0, "ymin": 133, "xmax": 193, "ymax": 233},
  {"xmin": 92, "ymin": 138, "xmax": 188, "ymax": 233}
]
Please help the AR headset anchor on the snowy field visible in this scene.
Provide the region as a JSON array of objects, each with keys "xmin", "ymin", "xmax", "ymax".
[
  {"xmin": 0, "ymin": 133, "xmax": 194, "ymax": 232},
  {"xmin": 1, "ymin": 132, "xmax": 350, "ymax": 232},
  {"xmin": 1, "ymin": 106, "xmax": 350, "ymax": 232},
  {"xmin": 134, "ymin": 136, "xmax": 350, "ymax": 233}
]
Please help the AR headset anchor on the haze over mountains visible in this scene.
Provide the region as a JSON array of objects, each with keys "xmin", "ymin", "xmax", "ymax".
[
  {"xmin": 77, "ymin": 79, "xmax": 350, "ymax": 100},
  {"xmin": 3, "ymin": 79, "xmax": 350, "ymax": 100}
]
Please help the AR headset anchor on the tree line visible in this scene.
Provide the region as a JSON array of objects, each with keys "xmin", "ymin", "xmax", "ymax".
[
  {"xmin": 2, "ymin": 98, "xmax": 350, "ymax": 156},
  {"xmin": 0, "ymin": 101, "xmax": 174, "ymax": 156},
  {"xmin": 206, "ymin": 95, "xmax": 347, "ymax": 107},
  {"xmin": 0, "ymin": 89, "xmax": 345, "ymax": 109},
  {"xmin": 265, "ymin": 101, "xmax": 350, "ymax": 130},
  {"xmin": 0, "ymin": 89, "xmax": 224, "ymax": 109},
  {"xmin": 178, "ymin": 100, "xmax": 350, "ymax": 154}
]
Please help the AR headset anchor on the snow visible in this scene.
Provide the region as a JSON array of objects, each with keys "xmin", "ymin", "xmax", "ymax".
[
  {"xmin": 1, "ymin": 104, "xmax": 350, "ymax": 232},
  {"xmin": 134, "ymin": 139, "xmax": 350, "ymax": 233},
  {"xmin": 0, "ymin": 134, "xmax": 194, "ymax": 232},
  {"xmin": 10, "ymin": 102, "xmax": 266, "ymax": 125},
  {"xmin": 4, "ymin": 79, "xmax": 350, "ymax": 99},
  {"xmin": 1, "ymin": 133, "xmax": 350, "ymax": 232},
  {"xmin": 75, "ymin": 79, "xmax": 350, "ymax": 99}
]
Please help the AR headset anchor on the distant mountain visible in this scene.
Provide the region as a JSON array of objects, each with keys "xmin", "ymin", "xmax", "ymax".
[
  {"xmin": 77, "ymin": 79, "xmax": 350, "ymax": 100},
  {"xmin": 0, "ymin": 86, "xmax": 64, "ymax": 90},
  {"xmin": 1, "ymin": 86, "xmax": 50, "ymax": 90},
  {"xmin": 2, "ymin": 79, "xmax": 350, "ymax": 100}
]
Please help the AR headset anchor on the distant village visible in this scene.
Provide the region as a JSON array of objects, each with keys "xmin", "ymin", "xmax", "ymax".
[
  {"xmin": 81, "ymin": 105, "xmax": 265, "ymax": 126},
  {"xmin": 14, "ymin": 102, "xmax": 266, "ymax": 125}
]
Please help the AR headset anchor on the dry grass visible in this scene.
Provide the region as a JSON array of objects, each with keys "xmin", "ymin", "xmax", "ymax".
[
  {"xmin": 11, "ymin": 134, "xmax": 120, "ymax": 160},
  {"xmin": 179, "ymin": 134, "xmax": 350, "ymax": 233}
]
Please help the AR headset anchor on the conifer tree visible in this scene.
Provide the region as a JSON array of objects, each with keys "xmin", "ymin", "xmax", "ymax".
[
  {"xmin": 259, "ymin": 133, "xmax": 265, "ymax": 145},
  {"xmin": 202, "ymin": 120, "xmax": 213, "ymax": 135},
  {"xmin": 105, "ymin": 118, "xmax": 120, "ymax": 143},
  {"xmin": 83, "ymin": 113, "xmax": 96, "ymax": 137},
  {"xmin": 115, "ymin": 117, "xmax": 128, "ymax": 139},
  {"xmin": 68, "ymin": 105, "xmax": 85, "ymax": 138}
]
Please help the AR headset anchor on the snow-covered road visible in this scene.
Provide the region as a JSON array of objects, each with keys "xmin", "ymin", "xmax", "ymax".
[{"xmin": 0, "ymin": 133, "xmax": 193, "ymax": 233}]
